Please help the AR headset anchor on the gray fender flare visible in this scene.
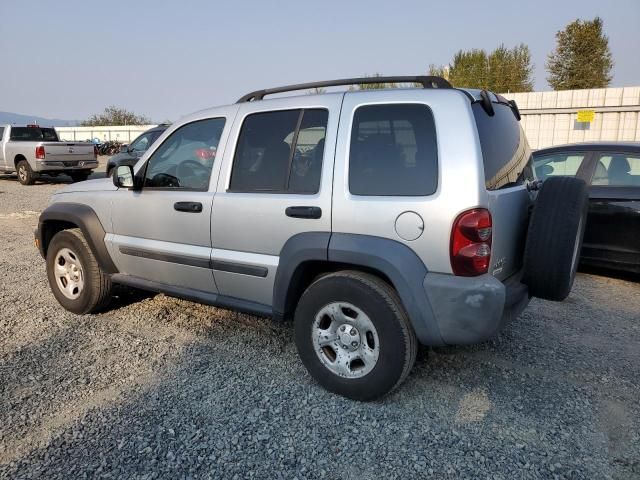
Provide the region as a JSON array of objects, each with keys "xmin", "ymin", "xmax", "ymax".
[
  {"xmin": 37, "ymin": 202, "xmax": 118, "ymax": 274},
  {"xmin": 273, "ymin": 232, "xmax": 444, "ymax": 346}
]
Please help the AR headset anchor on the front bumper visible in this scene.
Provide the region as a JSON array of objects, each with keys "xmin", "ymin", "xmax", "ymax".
[
  {"xmin": 35, "ymin": 160, "xmax": 99, "ymax": 172},
  {"xmin": 423, "ymin": 271, "xmax": 530, "ymax": 345}
]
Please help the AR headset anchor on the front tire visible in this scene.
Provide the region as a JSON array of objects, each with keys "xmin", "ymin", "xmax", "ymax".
[
  {"xmin": 46, "ymin": 229, "xmax": 112, "ymax": 314},
  {"xmin": 16, "ymin": 160, "xmax": 35, "ymax": 185},
  {"xmin": 294, "ymin": 271, "xmax": 417, "ymax": 401}
]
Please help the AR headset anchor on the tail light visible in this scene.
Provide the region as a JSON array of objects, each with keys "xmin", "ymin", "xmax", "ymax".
[
  {"xmin": 93, "ymin": 145, "xmax": 98, "ymax": 159},
  {"xmin": 35, "ymin": 146, "xmax": 45, "ymax": 160},
  {"xmin": 450, "ymin": 208, "xmax": 492, "ymax": 276}
]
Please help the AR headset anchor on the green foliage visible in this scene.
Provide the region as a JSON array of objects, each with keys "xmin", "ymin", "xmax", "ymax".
[
  {"xmin": 546, "ymin": 17, "xmax": 613, "ymax": 90},
  {"xmin": 81, "ymin": 106, "xmax": 151, "ymax": 126},
  {"xmin": 439, "ymin": 44, "xmax": 533, "ymax": 92},
  {"xmin": 357, "ymin": 73, "xmax": 397, "ymax": 90}
]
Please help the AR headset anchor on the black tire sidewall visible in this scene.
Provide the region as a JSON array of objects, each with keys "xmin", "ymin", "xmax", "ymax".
[
  {"xmin": 294, "ymin": 274, "xmax": 411, "ymax": 401},
  {"xmin": 523, "ymin": 177, "xmax": 588, "ymax": 301},
  {"xmin": 46, "ymin": 231, "xmax": 97, "ymax": 314}
]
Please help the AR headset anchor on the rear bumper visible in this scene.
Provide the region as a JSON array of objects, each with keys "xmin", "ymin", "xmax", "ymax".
[
  {"xmin": 35, "ymin": 160, "xmax": 98, "ymax": 172},
  {"xmin": 423, "ymin": 271, "xmax": 529, "ymax": 345}
]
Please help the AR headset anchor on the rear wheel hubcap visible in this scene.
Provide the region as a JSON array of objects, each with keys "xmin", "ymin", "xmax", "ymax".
[{"xmin": 311, "ymin": 302, "xmax": 379, "ymax": 379}]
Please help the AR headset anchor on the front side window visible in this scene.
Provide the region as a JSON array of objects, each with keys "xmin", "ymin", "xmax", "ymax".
[
  {"xmin": 230, "ymin": 109, "xmax": 328, "ymax": 193},
  {"xmin": 130, "ymin": 133, "xmax": 153, "ymax": 152},
  {"xmin": 349, "ymin": 104, "xmax": 438, "ymax": 196},
  {"xmin": 592, "ymin": 154, "xmax": 640, "ymax": 187},
  {"xmin": 143, "ymin": 118, "xmax": 225, "ymax": 190},
  {"xmin": 534, "ymin": 153, "xmax": 586, "ymax": 181}
]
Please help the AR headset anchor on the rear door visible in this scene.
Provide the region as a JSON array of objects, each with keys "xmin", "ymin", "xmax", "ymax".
[
  {"xmin": 582, "ymin": 151, "xmax": 640, "ymax": 270},
  {"xmin": 211, "ymin": 95, "xmax": 340, "ymax": 307}
]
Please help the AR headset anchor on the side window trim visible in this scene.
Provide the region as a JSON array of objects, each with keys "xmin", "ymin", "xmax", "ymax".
[{"xmin": 227, "ymin": 108, "xmax": 329, "ymax": 195}]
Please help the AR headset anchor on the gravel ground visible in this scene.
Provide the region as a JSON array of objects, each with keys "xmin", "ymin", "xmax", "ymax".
[{"xmin": 0, "ymin": 164, "xmax": 639, "ymax": 479}]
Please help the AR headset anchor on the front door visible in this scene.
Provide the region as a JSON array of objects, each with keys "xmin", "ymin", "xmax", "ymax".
[
  {"xmin": 106, "ymin": 116, "xmax": 230, "ymax": 292},
  {"xmin": 583, "ymin": 151, "xmax": 640, "ymax": 270},
  {"xmin": 211, "ymin": 96, "xmax": 341, "ymax": 307}
]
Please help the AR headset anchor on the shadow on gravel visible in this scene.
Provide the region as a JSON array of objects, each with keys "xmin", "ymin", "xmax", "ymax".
[
  {"xmin": 0, "ymin": 170, "xmax": 105, "ymax": 186},
  {"xmin": 1, "ymin": 274, "xmax": 639, "ymax": 479}
]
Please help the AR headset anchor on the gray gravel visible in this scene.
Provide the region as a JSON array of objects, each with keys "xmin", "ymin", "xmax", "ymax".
[{"xmin": 0, "ymin": 168, "xmax": 639, "ymax": 479}]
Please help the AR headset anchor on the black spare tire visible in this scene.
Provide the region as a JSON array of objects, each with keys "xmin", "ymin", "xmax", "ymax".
[{"xmin": 522, "ymin": 176, "xmax": 588, "ymax": 301}]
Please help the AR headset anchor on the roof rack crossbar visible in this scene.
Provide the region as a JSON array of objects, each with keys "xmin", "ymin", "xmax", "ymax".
[{"xmin": 236, "ymin": 76, "xmax": 452, "ymax": 103}]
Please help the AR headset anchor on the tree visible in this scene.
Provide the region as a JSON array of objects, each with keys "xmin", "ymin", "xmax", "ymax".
[
  {"xmin": 81, "ymin": 106, "xmax": 151, "ymax": 126},
  {"xmin": 357, "ymin": 73, "xmax": 397, "ymax": 90},
  {"xmin": 546, "ymin": 17, "xmax": 613, "ymax": 90},
  {"xmin": 439, "ymin": 44, "xmax": 534, "ymax": 92}
]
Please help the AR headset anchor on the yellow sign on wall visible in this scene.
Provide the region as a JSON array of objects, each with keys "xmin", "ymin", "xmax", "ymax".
[{"xmin": 576, "ymin": 110, "xmax": 595, "ymax": 123}]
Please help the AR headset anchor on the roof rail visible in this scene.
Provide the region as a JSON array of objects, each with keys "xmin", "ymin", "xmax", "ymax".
[{"xmin": 236, "ymin": 76, "xmax": 452, "ymax": 103}]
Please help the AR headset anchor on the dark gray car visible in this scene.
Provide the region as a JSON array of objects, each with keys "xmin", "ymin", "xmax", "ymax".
[{"xmin": 105, "ymin": 125, "xmax": 168, "ymax": 177}]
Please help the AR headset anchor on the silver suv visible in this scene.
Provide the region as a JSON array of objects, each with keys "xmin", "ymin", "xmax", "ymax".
[{"xmin": 36, "ymin": 76, "xmax": 588, "ymax": 400}]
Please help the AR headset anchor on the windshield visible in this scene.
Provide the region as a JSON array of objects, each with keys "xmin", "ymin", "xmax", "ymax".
[{"xmin": 9, "ymin": 127, "xmax": 59, "ymax": 142}]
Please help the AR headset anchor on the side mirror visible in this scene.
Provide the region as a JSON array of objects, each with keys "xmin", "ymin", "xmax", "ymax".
[{"xmin": 113, "ymin": 165, "xmax": 135, "ymax": 188}]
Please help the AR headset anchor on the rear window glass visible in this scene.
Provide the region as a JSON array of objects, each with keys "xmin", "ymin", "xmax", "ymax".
[
  {"xmin": 9, "ymin": 127, "xmax": 58, "ymax": 142},
  {"xmin": 349, "ymin": 104, "xmax": 438, "ymax": 196},
  {"xmin": 473, "ymin": 103, "xmax": 533, "ymax": 189}
]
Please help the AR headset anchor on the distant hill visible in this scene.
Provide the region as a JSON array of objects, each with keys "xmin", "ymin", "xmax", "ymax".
[{"xmin": 0, "ymin": 111, "xmax": 79, "ymax": 127}]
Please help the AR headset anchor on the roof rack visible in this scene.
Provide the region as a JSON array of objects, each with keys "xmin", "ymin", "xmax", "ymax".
[{"xmin": 236, "ymin": 76, "xmax": 452, "ymax": 103}]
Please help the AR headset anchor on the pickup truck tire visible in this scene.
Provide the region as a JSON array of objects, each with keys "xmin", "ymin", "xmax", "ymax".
[
  {"xmin": 522, "ymin": 177, "xmax": 588, "ymax": 301},
  {"xmin": 294, "ymin": 271, "xmax": 417, "ymax": 401},
  {"xmin": 70, "ymin": 171, "xmax": 91, "ymax": 183},
  {"xmin": 46, "ymin": 228, "xmax": 112, "ymax": 314},
  {"xmin": 16, "ymin": 160, "xmax": 35, "ymax": 185}
]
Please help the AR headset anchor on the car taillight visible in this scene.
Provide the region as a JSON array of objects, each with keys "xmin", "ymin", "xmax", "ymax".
[
  {"xmin": 93, "ymin": 145, "xmax": 98, "ymax": 158},
  {"xmin": 450, "ymin": 208, "xmax": 492, "ymax": 276},
  {"xmin": 35, "ymin": 146, "xmax": 45, "ymax": 159}
]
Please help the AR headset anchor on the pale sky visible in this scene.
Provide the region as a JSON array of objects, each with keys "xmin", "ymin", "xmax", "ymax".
[{"xmin": 1, "ymin": 0, "xmax": 638, "ymax": 122}]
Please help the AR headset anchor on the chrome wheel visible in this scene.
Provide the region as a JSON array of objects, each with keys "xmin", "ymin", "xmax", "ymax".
[
  {"xmin": 18, "ymin": 165, "xmax": 27, "ymax": 182},
  {"xmin": 53, "ymin": 248, "xmax": 85, "ymax": 300},
  {"xmin": 311, "ymin": 302, "xmax": 379, "ymax": 379}
]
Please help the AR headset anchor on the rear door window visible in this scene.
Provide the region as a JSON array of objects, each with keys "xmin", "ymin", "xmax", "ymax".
[
  {"xmin": 230, "ymin": 109, "xmax": 328, "ymax": 193},
  {"xmin": 473, "ymin": 103, "xmax": 533, "ymax": 189},
  {"xmin": 592, "ymin": 153, "xmax": 640, "ymax": 187},
  {"xmin": 348, "ymin": 104, "xmax": 438, "ymax": 196},
  {"xmin": 534, "ymin": 153, "xmax": 587, "ymax": 181}
]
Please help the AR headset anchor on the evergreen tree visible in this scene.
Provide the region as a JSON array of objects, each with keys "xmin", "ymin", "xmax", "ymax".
[{"xmin": 546, "ymin": 17, "xmax": 613, "ymax": 90}]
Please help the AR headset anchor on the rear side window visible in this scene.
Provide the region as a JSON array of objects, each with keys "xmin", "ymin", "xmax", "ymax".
[
  {"xmin": 594, "ymin": 154, "xmax": 640, "ymax": 187},
  {"xmin": 473, "ymin": 103, "xmax": 533, "ymax": 190},
  {"xmin": 349, "ymin": 104, "xmax": 438, "ymax": 196},
  {"xmin": 230, "ymin": 109, "xmax": 328, "ymax": 193}
]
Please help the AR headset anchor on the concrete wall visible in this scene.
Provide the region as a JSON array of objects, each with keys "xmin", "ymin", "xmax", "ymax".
[
  {"xmin": 501, "ymin": 87, "xmax": 640, "ymax": 150},
  {"xmin": 55, "ymin": 125, "xmax": 157, "ymax": 143}
]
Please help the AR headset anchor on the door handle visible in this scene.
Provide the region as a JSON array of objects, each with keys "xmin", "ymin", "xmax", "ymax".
[
  {"xmin": 174, "ymin": 201, "xmax": 203, "ymax": 213},
  {"xmin": 285, "ymin": 206, "xmax": 322, "ymax": 219}
]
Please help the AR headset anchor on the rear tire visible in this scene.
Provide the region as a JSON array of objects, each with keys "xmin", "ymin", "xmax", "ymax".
[
  {"xmin": 294, "ymin": 271, "xmax": 417, "ymax": 401},
  {"xmin": 46, "ymin": 228, "xmax": 112, "ymax": 314},
  {"xmin": 16, "ymin": 160, "xmax": 35, "ymax": 185},
  {"xmin": 522, "ymin": 177, "xmax": 588, "ymax": 301}
]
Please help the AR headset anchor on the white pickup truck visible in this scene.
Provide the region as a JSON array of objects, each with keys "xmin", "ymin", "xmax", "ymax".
[{"xmin": 0, "ymin": 124, "xmax": 98, "ymax": 185}]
